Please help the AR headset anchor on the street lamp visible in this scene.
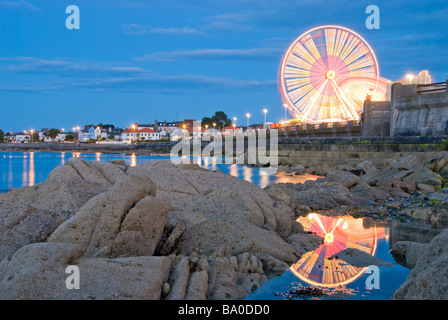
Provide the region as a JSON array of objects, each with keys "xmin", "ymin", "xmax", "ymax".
[
  {"xmin": 263, "ymin": 109, "xmax": 268, "ymax": 125},
  {"xmin": 246, "ymin": 113, "xmax": 250, "ymax": 129},
  {"xmin": 30, "ymin": 129, "xmax": 34, "ymax": 143}
]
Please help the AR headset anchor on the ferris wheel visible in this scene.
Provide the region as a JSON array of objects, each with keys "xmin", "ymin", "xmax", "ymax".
[{"xmin": 279, "ymin": 26, "xmax": 384, "ymax": 122}]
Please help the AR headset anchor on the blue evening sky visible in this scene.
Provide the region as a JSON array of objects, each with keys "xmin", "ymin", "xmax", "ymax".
[{"xmin": 0, "ymin": 0, "xmax": 447, "ymax": 132}]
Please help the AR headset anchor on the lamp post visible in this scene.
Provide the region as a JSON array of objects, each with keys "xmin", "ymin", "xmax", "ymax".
[
  {"xmin": 30, "ymin": 129, "xmax": 34, "ymax": 143},
  {"xmin": 263, "ymin": 109, "xmax": 268, "ymax": 125},
  {"xmin": 246, "ymin": 113, "xmax": 250, "ymax": 129}
]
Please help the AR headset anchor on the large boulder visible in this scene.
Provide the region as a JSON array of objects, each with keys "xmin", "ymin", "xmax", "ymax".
[
  {"xmin": 392, "ymin": 228, "xmax": 448, "ymax": 300},
  {"xmin": 48, "ymin": 173, "xmax": 161, "ymax": 258},
  {"xmin": 0, "ymin": 242, "xmax": 171, "ymax": 300},
  {"xmin": 0, "ymin": 159, "xmax": 112, "ymax": 262}
]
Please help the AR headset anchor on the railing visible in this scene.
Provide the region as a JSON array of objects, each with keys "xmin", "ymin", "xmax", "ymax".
[
  {"xmin": 417, "ymin": 82, "xmax": 446, "ymax": 94},
  {"xmin": 271, "ymin": 120, "xmax": 363, "ymax": 137}
]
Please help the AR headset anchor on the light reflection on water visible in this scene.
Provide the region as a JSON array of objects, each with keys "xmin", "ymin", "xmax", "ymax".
[
  {"xmin": 246, "ymin": 213, "xmax": 410, "ymax": 300},
  {"xmin": 0, "ymin": 152, "xmax": 314, "ymax": 191}
]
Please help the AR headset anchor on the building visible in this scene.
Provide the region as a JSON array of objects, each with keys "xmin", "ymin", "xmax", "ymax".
[
  {"xmin": 154, "ymin": 120, "xmax": 178, "ymax": 138},
  {"xmin": 121, "ymin": 127, "xmax": 161, "ymax": 142}
]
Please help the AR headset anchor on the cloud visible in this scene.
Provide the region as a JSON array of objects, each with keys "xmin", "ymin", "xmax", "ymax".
[
  {"xmin": 122, "ymin": 23, "xmax": 202, "ymax": 35},
  {"xmin": 0, "ymin": 56, "xmax": 276, "ymax": 94},
  {"xmin": 0, "ymin": 0, "xmax": 40, "ymax": 11},
  {"xmin": 137, "ymin": 48, "xmax": 283, "ymax": 62}
]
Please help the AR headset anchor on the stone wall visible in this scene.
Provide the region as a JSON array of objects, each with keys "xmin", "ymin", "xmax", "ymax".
[
  {"xmin": 361, "ymin": 100, "xmax": 391, "ymax": 137},
  {"xmin": 391, "ymin": 81, "xmax": 448, "ymax": 137}
]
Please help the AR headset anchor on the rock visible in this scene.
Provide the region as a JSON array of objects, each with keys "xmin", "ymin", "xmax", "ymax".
[
  {"xmin": 109, "ymin": 159, "xmax": 126, "ymax": 166},
  {"xmin": 293, "ymin": 182, "xmax": 360, "ymax": 210},
  {"xmin": 90, "ymin": 161, "xmax": 127, "ymax": 185},
  {"xmin": 399, "ymin": 207, "xmax": 448, "ymax": 226},
  {"xmin": 355, "ymin": 160, "xmax": 376, "ymax": 173},
  {"xmin": 65, "ymin": 158, "xmax": 112, "ymax": 187},
  {"xmin": 178, "ymin": 218, "xmax": 299, "ymax": 264},
  {"xmin": 285, "ymin": 233, "xmax": 322, "ymax": 256},
  {"xmin": 48, "ymin": 173, "xmax": 158, "ymax": 258},
  {"xmin": 253, "ymin": 253, "xmax": 290, "ymax": 274},
  {"xmin": 329, "ymin": 248, "xmax": 393, "ymax": 268},
  {"xmin": 350, "ymin": 181, "xmax": 390, "ymax": 200},
  {"xmin": 313, "ymin": 164, "xmax": 333, "ymax": 176},
  {"xmin": 402, "ymin": 168, "xmax": 442, "ymax": 189},
  {"xmin": 127, "ymin": 160, "xmax": 288, "ymax": 236},
  {"xmin": 333, "ymin": 163, "xmax": 355, "ymax": 172},
  {"xmin": 0, "ymin": 161, "xmax": 108, "ymax": 262},
  {"xmin": 111, "ymin": 195, "xmax": 171, "ymax": 257},
  {"xmin": 160, "ymin": 220, "xmax": 187, "ymax": 256},
  {"xmin": 166, "ymin": 256, "xmax": 190, "ymax": 300},
  {"xmin": 323, "ymin": 170, "xmax": 362, "ymax": 189},
  {"xmin": 391, "ymin": 241, "xmax": 428, "ymax": 269},
  {"xmin": 416, "ymin": 183, "xmax": 436, "ymax": 193},
  {"xmin": 349, "ymin": 169, "xmax": 366, "ymax": 177},
  {"xmin": 392, "ymin": 228, "xmax": 448, "ymax": 300},
  {"xmin": 0, "ymin": 242, "xmax": 172, "ymax": 300}
]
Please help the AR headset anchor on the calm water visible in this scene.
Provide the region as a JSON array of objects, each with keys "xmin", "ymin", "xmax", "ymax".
[
  {"xmin": 0, "ymin": 151, "xmax": 410, "ymax": 300},
  {"xmin": 0, "ymin": 151, "xmax": 316, "ymax": 192}
]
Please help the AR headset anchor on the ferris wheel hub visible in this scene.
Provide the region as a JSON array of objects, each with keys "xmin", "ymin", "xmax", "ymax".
[{"xmin": 326, "ymin": 70, "xmax": 336, "ymax": 80}]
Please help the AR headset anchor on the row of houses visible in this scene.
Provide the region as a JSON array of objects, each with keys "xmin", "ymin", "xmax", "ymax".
[{"xmin": 4, "ymin": 119, "xmax": 264, "ymax": 143}]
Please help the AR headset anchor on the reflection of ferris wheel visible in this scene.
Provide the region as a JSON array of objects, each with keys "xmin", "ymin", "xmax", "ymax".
[
  {"xmin": 290, "ymin": 214, "xmax": 384, "ymax": 287},
  {"xmin": 279, "ymin": 25, "xmax": 382, "ymax": 122}
]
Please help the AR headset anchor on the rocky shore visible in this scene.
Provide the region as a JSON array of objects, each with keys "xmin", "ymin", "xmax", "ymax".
[
  {"xmin": 0, "ymin": 158, "xmax": 321, "ymax": 300},
  {"xmin": 271, "ymin": 153, "xmax": 448, "ymax": 299},
  {"xmin": 0, "ymin": 152, "xmax": 447, "ymax": 299}
]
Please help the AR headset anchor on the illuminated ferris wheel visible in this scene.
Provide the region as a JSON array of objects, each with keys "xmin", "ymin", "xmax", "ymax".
[{"xmin": 279, "ymin": 25, "xmax": 385, "ymax": 122}]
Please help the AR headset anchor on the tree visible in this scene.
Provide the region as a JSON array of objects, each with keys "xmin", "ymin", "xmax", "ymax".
[
  {"xmin": 0, "ymin": 129, "xmax": 4, "ymax": 143},
  {"xmin": 65, "ymin": 134, "xmax": 75, "ymax": 142},
  {"xmin": 201, "ymin": 111, "xmax": 232, "ymax": 129},
  {"xmin": 107, "ymin": 133, "xmax": 115, "ymax": 140},
  {"xmin": 46, "ymin": 128, "xmax": 61, "ymax": 140}
]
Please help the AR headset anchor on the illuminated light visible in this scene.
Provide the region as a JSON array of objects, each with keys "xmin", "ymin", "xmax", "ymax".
[
  {"xmin": 290, "ymin": 214, "xmax": 387, "ymax": 288},
  {"xmin": 326, "ymin": 70, "xmax": 336, "ymax": 80},
  {"xmin": 406, "ymin": 74, "xmax": 414, "ymax": 81},
  {"xmin": 324, "ymin": 233, "xmax": 334, "ymax": 244},
  {"xmin": 279, "ymin": 25, "xmax": 389, "ymax": 123}
]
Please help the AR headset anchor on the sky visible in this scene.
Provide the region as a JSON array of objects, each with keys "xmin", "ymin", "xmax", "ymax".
[{"xmin": 0, "ymin": 0, "xmax": 447, "ymax": 132}]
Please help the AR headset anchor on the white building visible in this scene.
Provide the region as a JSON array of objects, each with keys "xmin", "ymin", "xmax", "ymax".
[{"xmin": 121, "ymin": 128, "xmax": 160, "ymax": 142}]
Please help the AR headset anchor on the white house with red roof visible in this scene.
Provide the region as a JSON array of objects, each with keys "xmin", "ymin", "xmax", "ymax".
[{"xmin": 121, "ymin": 127, "xmax": 160, "ymax": 142}]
